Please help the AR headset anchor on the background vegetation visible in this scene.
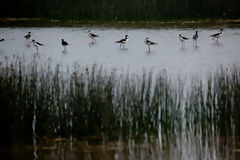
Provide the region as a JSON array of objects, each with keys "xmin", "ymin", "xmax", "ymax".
[{"xmin": 1, "ymin": 0, "xmax": 240, "ymax": 20}]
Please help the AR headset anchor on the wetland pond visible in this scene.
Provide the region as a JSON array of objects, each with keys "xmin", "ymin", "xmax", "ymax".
[{"xmin": 0, "ymin": 27, "xmax": 240, "ymax": 160}]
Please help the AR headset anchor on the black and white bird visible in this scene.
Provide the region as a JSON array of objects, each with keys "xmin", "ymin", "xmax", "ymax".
[
  {"xmin": 210, "ymin": 29, "xmax": 223, "ymax": 44},
  {"xmin": 25, "ymin": 32, "xmax": 31, "ymax": 47},
  {"xmin": 32, "ymin": 39, "xmax": 43, "ymax": 54},
  {"xmin": 115, "ymin": 35, "xmax": 129, "ymax": 49},
  {"xmin": 192, "ymin": 30, "xmax": 199, "ymax": 47},
  {"xmin": 61, "ymin": 39, "xmax": 69, "ymax": 53},
  {"xmin": 88, "ymin": 30, "xmax": 99, "ymax": 43},
  {"xmin": 179, "ymin": 34, "xmax": 189, "ymax": 48},
  {"xmin": 144, "ymin": 37, "xmax": 157, "ymax": 53},
  {"xmin": 25, "ymin": 32, "xmax": 31, "ymax": 40}
]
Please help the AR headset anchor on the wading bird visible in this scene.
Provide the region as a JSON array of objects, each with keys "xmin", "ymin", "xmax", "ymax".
[
  {"xmin": 24, "ymin": 32, "xmax": 31, "ymax": 47},
  {"xmin": 61, "ymin": 39, "xmax": 69, "ymax": 53},
  {"xmin": 179, "ymin": 34, "xmax": 189, "ymax": 48},
  {"xmin": 210, "ymin": 29, "xmax": 223, "ymax": 44},
  {"xmin": 193, "ymin": 31, "xmax": 198, "ymax": 47},
  {"xmin": 115, "ymin": 35, "xmax": 129, "ymax": 49},
  {"xmin": 88, "ymin": 30, "xmax": 99, "ymax": 43},
  {"xmin": 32, "ymin": 39, "xmax": 43, "ymax": 54},
  {"xmin": 144, "ymin": 37, "xmax": 157, "ymax": 53}
]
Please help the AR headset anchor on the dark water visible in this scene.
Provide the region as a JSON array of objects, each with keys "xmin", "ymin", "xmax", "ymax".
[{"xmin": 1, "ymin": 136, "xmax": 240, "ymax": 160}]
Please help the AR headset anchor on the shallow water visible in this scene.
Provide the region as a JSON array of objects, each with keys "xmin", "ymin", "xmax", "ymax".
[{"xmin": 0, "ymin": 27, "xmax": 240, "ymax": 79}]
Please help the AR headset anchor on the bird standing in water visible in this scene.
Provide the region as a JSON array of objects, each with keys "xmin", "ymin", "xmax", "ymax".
[
  {"xmin": 210, "ymin": 29, "xmax": 223, "ymax": 44},
  {"xmin": 193, "ymin": 31, "xmax": 199, "ymax": 47},
  {"xmin": 25, "ymin": 32, "xmax": 31, "ymax": 47},
  {"xmin": 179, "ymin": 34, "xmax": 189, "ymax": 48},
  {"xmin": 144, "ymin": 37, "xmax": 157, "ymax": 53},
  {"xmin": 115, "ymin": 35, "xmax": 129, "ymax": 49},
  {"xmin": 88, "ymin": 30, "xmax": 100, "ymax": 43},
  {"xmin": 32, "ymin": 39, "xmax": 43, "ymax": 54},
  {"xmin": 61, "ymin": 39, "xmax": 69, "ymax": 53}
]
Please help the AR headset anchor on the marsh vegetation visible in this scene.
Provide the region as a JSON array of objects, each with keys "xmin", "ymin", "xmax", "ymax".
[{"xmin": 0, "ymin": 56, "xmax": 240, "ymax": 159}]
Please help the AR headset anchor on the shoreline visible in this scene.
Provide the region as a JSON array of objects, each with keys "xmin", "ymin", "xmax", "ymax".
[{"xmin": 1, "ymin": 18, "xmax": 240, "ymax": 28}]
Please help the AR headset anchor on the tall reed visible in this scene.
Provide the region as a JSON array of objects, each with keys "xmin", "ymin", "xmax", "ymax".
[{"xmin": 0, "ymin": 56, "xmax": 239, "ymax": 148}]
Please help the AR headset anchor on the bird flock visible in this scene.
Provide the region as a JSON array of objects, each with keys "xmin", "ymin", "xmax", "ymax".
[{"xmin": 0, "ymin": 29, "xmax": 223, "ymax": 54}]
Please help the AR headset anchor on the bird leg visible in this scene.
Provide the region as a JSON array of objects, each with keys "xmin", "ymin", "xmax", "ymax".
[
  {"xmin": 36, "ymin": 47, "xmax": 39, "ymax": 54},
  {"xmin": 148, "ymin": 46, "xmax": 150, "ymax": 53},
  {"xmin": 193, "ymin": 40, "xmax": 197, "ymax": 47},
  {"xmin": 27, "ymin": 39, "xmax": 30, "ymax": 47}
]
